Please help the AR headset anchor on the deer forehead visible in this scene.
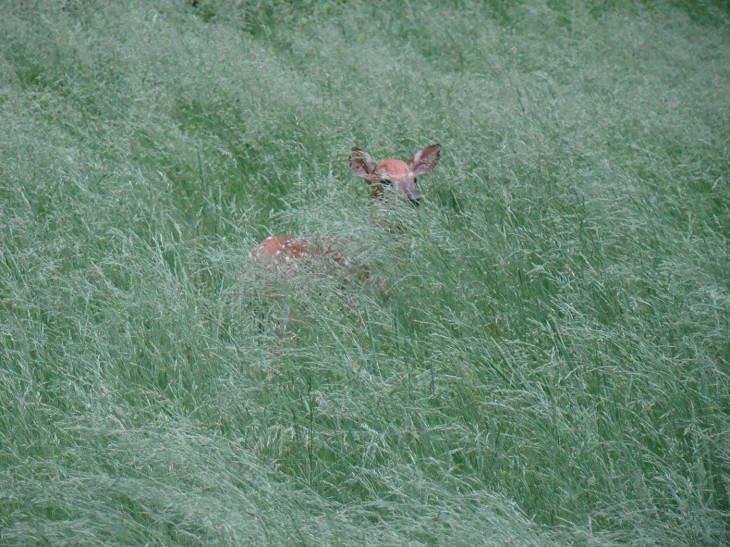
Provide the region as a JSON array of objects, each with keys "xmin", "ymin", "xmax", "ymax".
[{"xmin": 375, "ymin": 159, "xmax": 414, "ymax": 181}]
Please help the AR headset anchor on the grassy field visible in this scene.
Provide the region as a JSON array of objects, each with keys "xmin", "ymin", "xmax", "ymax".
[{"xmin": 1, "ymin": 0, "xmax": 728, "ymax": 544}]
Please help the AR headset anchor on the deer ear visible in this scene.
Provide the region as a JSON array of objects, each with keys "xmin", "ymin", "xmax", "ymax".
[
  {"xmin": 409, "ymin": 144, "xmax": 441, "ymax": 176},
  {"xmin": 349, "ymin": 148, "xmax": 380, "ymax": 183}
]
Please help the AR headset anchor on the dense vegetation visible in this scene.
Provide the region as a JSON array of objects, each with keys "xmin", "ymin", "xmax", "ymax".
[{"xmin": 1, "ymin": 1, "xmax": 728, "ymax": 544}]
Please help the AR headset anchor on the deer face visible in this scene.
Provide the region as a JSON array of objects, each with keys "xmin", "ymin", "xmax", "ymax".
[{"xmin": 349, "ymin": 144, "xmax": 441, "ymax": 206}]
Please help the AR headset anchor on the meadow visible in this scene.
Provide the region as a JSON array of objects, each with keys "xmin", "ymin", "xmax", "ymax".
[{"xmin": 1, "ymin": 0, "xmax": 728, "ymax": 544}]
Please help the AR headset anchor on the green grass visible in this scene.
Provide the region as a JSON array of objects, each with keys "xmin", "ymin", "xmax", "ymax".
[{"xmin": 1, "ymin": 0, "xmax": 728, "ymax": 544}]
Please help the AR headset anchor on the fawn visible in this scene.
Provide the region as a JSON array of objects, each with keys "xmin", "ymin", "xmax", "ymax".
[{"xmin": 250, "ymin": 144, "xmax": 441, "ymax": 275}]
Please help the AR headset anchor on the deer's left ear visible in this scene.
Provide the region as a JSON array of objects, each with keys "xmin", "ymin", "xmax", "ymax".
[
  {"xmin": 349, "ymin": 148, "xmax": 380, "ymax": 183},
  {"xmin": 409, "ymin": 144, "xmax": 441, "ymax": 176}
]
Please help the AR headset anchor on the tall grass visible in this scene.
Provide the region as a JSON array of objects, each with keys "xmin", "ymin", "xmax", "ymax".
[{"xmin": 1, "ymin": 0, "xmax": 728, "ymax": 544}]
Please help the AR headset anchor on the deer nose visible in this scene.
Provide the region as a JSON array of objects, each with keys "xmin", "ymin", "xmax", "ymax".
[{"xmin": 400, "ymin": 185, "xmax": 421, "ymax": 205}]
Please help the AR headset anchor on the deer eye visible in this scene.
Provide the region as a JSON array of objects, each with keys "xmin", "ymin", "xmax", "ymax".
[
  {"xmin": 381, "ymin": 179, "xmax": 393, "ymax": 186},
  {"xmin": 413, "ymin": 178, "xmax": 418, "ymax": 184}
]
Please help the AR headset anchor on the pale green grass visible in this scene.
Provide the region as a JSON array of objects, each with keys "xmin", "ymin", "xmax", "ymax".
[{"xmin": 1, "ymin": 0, "xmax": 728, "ymax": 544}]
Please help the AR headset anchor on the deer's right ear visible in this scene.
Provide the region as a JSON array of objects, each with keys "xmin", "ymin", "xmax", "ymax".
[{"xmin": 349, "ymin": 148, "xmax": 379, "ymax": 184}]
